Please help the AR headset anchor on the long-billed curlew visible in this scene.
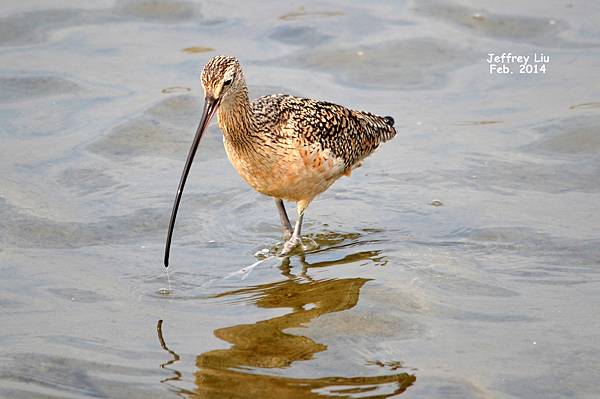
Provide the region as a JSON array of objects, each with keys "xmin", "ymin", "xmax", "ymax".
[{"xmin": 164, "ymin": 55, "xmax": 396, "ymax": 267}]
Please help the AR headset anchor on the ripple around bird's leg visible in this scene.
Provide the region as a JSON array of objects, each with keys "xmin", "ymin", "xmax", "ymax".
[
  {"xmin": 260, "ymin": 228, "xmax": 386, "ymax": 259},
  {"xmin": 224, "ymin": 256, "xmax": 281, "ymax": 281}
]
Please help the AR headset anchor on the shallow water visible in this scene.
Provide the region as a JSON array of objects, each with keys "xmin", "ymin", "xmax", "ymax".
[{"xmin": 1, "ymin": 1, "xmax": 600, "ymax": 398}]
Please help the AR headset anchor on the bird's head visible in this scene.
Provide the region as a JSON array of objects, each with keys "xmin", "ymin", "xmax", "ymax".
[
  {"xmin": 200, "ymin": 55, "xmax": 244, "ymax": 106},
  {"xmin": 163, "ymin": 55, "xmax": 244, "ymax": 267}
]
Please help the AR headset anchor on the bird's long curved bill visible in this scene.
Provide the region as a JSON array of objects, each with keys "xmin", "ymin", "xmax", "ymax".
[{"xmin": 164, "ymin": 96, "xmax": 218, "ymax": 267}]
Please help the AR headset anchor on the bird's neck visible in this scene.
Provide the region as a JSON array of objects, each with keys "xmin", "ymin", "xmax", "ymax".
[{"xmin": 217, "ymin": 86, "xmax": 256, "ymax": 146}]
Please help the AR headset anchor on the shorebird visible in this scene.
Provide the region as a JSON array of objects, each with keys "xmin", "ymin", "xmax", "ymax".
[{"xmin": 164, "ymin": 55, "xmax": 396, "ymax": 267}]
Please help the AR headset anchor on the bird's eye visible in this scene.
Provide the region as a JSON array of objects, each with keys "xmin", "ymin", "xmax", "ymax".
[{"xmin": 223, "ymin": 78, "xmax": 233, "ymax": 87}]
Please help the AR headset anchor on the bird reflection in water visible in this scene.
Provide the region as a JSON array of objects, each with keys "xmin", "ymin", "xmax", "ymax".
[{"xmin": 157, "ymin": 252, "xmax": 415, "ymax": 398}]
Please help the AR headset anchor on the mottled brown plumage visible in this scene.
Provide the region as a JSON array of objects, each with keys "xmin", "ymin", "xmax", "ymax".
[{"xmin": 164, "ymin": 55, "xmax": 396, "ymax": 266}]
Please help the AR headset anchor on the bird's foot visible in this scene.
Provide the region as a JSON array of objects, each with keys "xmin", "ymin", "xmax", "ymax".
[{"xmin": 280, "ymin": 235, "xmax": 302, "ymax": 256}]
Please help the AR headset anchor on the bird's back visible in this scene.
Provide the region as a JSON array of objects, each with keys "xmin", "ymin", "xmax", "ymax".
[{"xmin": 252, "ymin": 94, "xmax": 396, "ymax": 170}]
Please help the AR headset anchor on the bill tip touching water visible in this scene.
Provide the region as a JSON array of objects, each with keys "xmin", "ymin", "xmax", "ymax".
[{"xmin": 164, "ymin": 55, "xmax": 396, "ymax": 267}]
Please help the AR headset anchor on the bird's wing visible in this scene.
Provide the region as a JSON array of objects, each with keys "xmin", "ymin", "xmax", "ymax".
[{"xmin": 257, "ymin": 95, "xmax": 396, "ymax": 168}]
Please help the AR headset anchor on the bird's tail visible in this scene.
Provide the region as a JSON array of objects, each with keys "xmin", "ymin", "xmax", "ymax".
[{"xmin": 381, "ymin": 116, "xmax": 396, "ymax": 142}]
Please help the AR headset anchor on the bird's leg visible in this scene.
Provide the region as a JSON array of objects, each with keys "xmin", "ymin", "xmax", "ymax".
[
  {"xmin": 281, "ymin": 213, "xmax": 303, "ymax": 256},
  {"xmin": 280, "ymin": 200, "xmax": 309, "ymax": 256},
  {"xmin": 275, "ymin": 199, "xmax": 293, "ymax": 240}
]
